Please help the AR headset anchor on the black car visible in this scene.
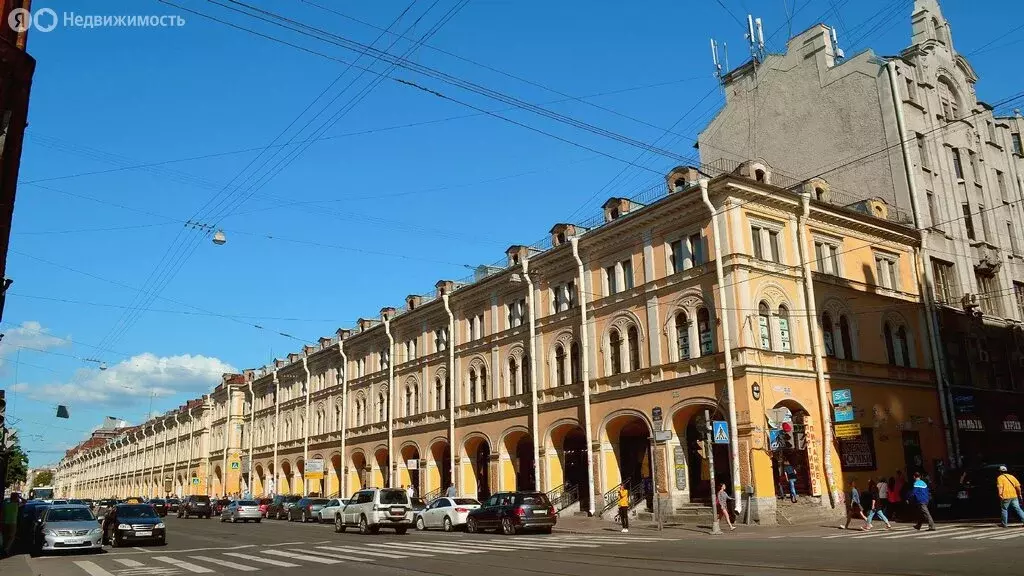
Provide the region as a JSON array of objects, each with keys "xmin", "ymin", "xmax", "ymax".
[
  {"xmin": 934, "ymin": 464, "xmax": 1024, "ymax": 519},
  {"xmin": 166, "ymin": 498, "xmax": 181, "ymax": 513},
  {"xmin": 94, "ymin": 499, "xmax": 117, "ymax": 518},
  {"xmin": 466, "ymin": 491, "xmax": 556, "ymax": 535},
  {"xmin": 149, "ymin": 499, "xmax": 168, "ymax": 516},
  {"xmin": 16, "ymin": 500, "xmax": 50, "ymax": 555},
  {"xmin": 266, "ymin": 495, "xmax": 301, "ymax": 520},
  {"xmin": 101, "ymin": 503, "xmax": 166, "ymax": 547},
  {"xmin": 177, "ymin": 495, "xmax": 212, "ymax": 518},
  {"xmin": 213, "ymin": 498, "xmax": 231, "ymax": 516}
]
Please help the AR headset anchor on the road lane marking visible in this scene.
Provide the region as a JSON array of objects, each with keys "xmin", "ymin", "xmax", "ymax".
[
  {"xmin": 153, "ymin": 557, "xmax": 215, "ymax": 573},
  {"xmin": 189, "ymin": 556, "xmax": 261, "ymax": 571},
  {"xmin": 73, "ymin": 561, "xmax": 117, "ymax": 576},
  {"xmin": 506, "ymin": 539, "xmax": 600, "ymax": 548},
  {"xmin": 989, "ymin": 531, "xmax": 1024, "ymax": 540},
  {"xmin": 113, "ymin": 559, "xmax": 145, "ymax": 567},
  {"xmin": 373, "ymin": 542, "xmax": 471, "ymax": 554},
  {"xmin": 917, "ymin": 527, "xmax": 973, "ymax": 539},
  {"xmin": 263, "ymin": 550, "xmax": 340, "ymax": 564},
  {"xmin": 223, "ymin": 553, "xmax": 299, "ymax": 567},
  {"xmin": 132, "ymin": 547, "xmax": 149, "ymax": 552},
  {"xmin": 951, "ymin": 528, "xmax": 1002, "ymax": 539},
  {"xmin": 314, "ymin": 545, "xmax": 412, "ymax": 559}
]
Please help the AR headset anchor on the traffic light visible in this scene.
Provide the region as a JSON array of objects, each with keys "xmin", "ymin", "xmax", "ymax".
[{"xmin": 778, "ymin": 421, "xmax": 796, "ymax": 450}]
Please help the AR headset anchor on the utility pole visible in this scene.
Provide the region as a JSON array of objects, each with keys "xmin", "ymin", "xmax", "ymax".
[
  {"xmin": 703, "ymin": 409, "xmax": 722, "ymax": 535},
  {"xmin": 1, "ymin": 389, "xmax": 8, "ymax": 500}
]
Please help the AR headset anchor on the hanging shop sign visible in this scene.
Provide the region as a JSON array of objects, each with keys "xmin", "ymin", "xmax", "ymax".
[
  {"xmin": 1002, "ymin": 414, "xmax": 1022, "ymax": 433},
  {"xmin": 834, "ymin": 423, "xmax": 862, "ymax": 438},
  {"xmin": 838, "ymin": 428, "xmax": 876, "ymax": 472},
  {"xmin": 956, "ymin": 416, "xmax": 985, "ymax": 432}
]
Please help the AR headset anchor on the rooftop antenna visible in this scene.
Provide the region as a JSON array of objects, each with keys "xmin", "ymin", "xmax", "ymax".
[
  {"xmin": 711, "ymin": 38, "xmax": 723, "ymax": 82},
  {"xmin": 755, "ymin": 17, "xmax": 766, "ymax": 57},
  {"xmin": 831, "ymin": 27, "xmax": 846, "ymax": 59}
]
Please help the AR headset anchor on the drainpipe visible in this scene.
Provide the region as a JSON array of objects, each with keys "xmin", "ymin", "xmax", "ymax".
[
  {"xmin": 887, "ymin": 60, "xmax": 958, "ymax": 466},
  {"xmin": 222, "ymin": 384, "xmax": 232, "ymax": 497},
  {"xmin": 247, "ymin": 379, "xmax": 255, "ymax": 496},
  {"xmin": 569, "ymin": 236, "xmax": 597, "ymax": 516},
  {"xmin": 158, "ymin": 420, "xmax": 167, "ymax": 497},
  {"xmin": 442, "ymin": 294, "xmax": 457, "ymax": 493},
  {"xmin": 523, "ymin": 258, "xmax": 541, "ymax": 492},
  {"xmin": 302, "ymin": 357, "xmax": 311, "ymax": 495},
  {"xmin": 172, "ymin": 413, "xmax": 182, "ymax": 498},
  {"xmin": 383, "ymin": 316, "xmax": 396, "ymax": 488},
  {"xmin": 699, "ymin": 178, "xmax": 743, "ymax": 512},
  {"xmin": 797, "ymin": 191, "xmax": 840, "ymax": 508},
  {"xmin": 337, "ymin": 341, "xmax": 348, "ymax": 498},
  {"xmin": 272, "ymin": 371, "xmax": 280, "ymax": 495},
  {"xmin": 186, "ymin": 408, "xmax": 195, "ymax": 495}
]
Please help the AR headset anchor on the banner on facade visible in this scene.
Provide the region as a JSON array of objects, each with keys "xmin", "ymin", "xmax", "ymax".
[
  {"xmin": 305, "ymin": 459, "xmax": 325, "ymax": 480},
  {"xmin": 834, "ymin": 423, "xmax": 862, "ymax": 438},
  {"xmin": 956, "ymin": 416, "xmax": 984, "ymax": 432},
  {"xmin": 1002, "ymin": 415, "xmax": 1022, "ymax": 433},
  {"xmin": 838, "ymin": 428, "xmax": 876, "ymax": 471}
]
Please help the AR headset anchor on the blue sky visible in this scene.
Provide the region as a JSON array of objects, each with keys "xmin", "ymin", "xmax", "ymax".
[{"xmin": 4, "ymin": 0, "xmax": 1020, "ymax": 467}]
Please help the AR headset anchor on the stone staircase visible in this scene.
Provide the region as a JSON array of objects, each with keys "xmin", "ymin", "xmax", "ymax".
[
  {"xmin": 775, "ymin": 496, "xmax": 844, "ymax": 525},
  {"xmin": 635, "ymin": 502, "xmax": 715, "ymax": 525}
]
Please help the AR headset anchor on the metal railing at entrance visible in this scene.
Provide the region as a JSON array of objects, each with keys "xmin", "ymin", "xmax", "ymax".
[{"xmin": 545, "ymin": 483, "xmax": 580, "ymax": 513}]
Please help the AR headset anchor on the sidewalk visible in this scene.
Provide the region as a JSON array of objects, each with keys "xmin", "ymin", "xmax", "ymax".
[{"xmin": 0, "ymin": 554, "xmax": 34, "ymax": 576}]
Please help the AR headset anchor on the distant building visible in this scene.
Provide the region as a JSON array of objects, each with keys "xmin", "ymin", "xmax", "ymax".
[{"xmin": 699, "ymin": 0, "xmax": 1024, "ymax": 466}]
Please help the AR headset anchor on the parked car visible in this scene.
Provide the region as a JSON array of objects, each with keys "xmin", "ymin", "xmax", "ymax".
[
  {"xmin": 415, "ymin": 497, "xmax": 481, "ymax": 532},
  {"xmin": 466, "ymin": 491, "xmax": 555, "ymax": 535},
  {"xmin": 177, "ymin": 495, "xmax": 213, "ymax": 518},
  {"xmin": 32, "ymin": 504, "xmax": 102, "ymax": 555},
  {"xmin": 266, "ymin": 495, "xmax": 302, "ymax": 520},
  {"xmin": 166, "ymin": 498, "xmax": 181, "ymax": 513},
  {"xmin": 212, "ymin": 498, "xmax": 231, "ymax": 515},
  {"xmin": 318, "ymin": 498, "xmax": 349, "ymax": 523},
  {"xmin": 101, "ymin": 503, "xmax": 166, "ymax": 547},
  {"xmin": 409, "ymin": 497, "xmax": 426, "ymax": 524},
  {"xmin": 17, "ymin": 500, "xmax": 50, "ymax": 555},
  {"xmin": 68, "ymin": 499, "xmax": 86, "ymax": 505},
  {"xmin": 334, "ymin": 488, "xmax": 412, "ymax": 535},
  {"xmin": 288, "ymin": 497, "xmax": 329, "ymax": 523},
  {"xmin": 220, "ymin": 500, "xmax": 262, "ymax": 523},
  {"xmin": 51, "ymin": 500, "xmax": 69, "ymax": 505},
  {"xmin": 933, "ymin": 464, "xmax": 1024, "ymax": 519},
  {"xmin": 149, "ymin": 498, "xmax": 168, "ymax": 517},
  {"xmin": 93, "ymin": 499, "xmax": 116, "ymax": 519},
  {"xmin": 256, "ymin": 497, "xmax": 273, "ymax": 517}
]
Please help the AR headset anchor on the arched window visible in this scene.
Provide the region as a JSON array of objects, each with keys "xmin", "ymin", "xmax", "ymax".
[
  {"xmin": 938, "ymin": 77, "xmax": 961, "ymax": 120},
  {"xmin": 378, "ymin": 393, "xmax": 386, "ymax": 422},
  {"xmin": 570, "ymin": 341, "xmax": 581, "ymax": 383},
  {"xmin": 435, "ymin": 377, "xmax": 442, "ymax": 410},
  {"xmin": 758, "ymin": 301, "xmax": 772, "ymax": 350},
  {"xmin": 675, "ymin": 312, "xmax": 690, "ymax": 360},
  {"xmin": 522, "ymin": 354, "xmax": 531, "ymax": 391},
  {"xmin": 778, "ymin": 305, "xmax": 791, "ymax": 352},
  {"xmin": 405, "ymin": 386, "xmax": 413, "ymax": 417},
  {"xmin": 884, "ymin": 322, "xmax": 896, "ymax": 365},
  {"xmin": 480, "ymin": 366, "xmax": 488, "ymax": 401},
  {"xmin": 697, "ymin": 307, "xmax": 713, "ymax": 355},
  {"xmin": 555, "ymin": 344, "xmax": 567, "ymax": 386},
  {"xmin": 334, "ymin": 405, "xmax": 341, "ymax": 430},
  {"xmin": 609, "ymin": 329, "xmax": 622, "ymax": 375},
  {"xmin": 839, "ymin": 315, "xmax": 854, "ymax": 360},
  {"xmin": 509, "ymin": 357, "xmax": 520, "ymax": 395},
  {"xmin": 627, "ymin": 326, "xmax": 640, "ymax": 370},
  {"xmin": 468, "ymin": 368, "xmax": 478, "ymax": 404},
  {"xmin": 755, "ymin": 169, "xmax": 766, "ymax": 182},
  {"xmin": 822, "ymin": 312, "xmax": 836, "ymax": 358}
]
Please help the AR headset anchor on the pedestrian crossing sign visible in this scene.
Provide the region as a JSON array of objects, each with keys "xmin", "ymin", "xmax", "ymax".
[{"xmin": 713, "ymin": 420, "xmax": 729, "ymax": 444}]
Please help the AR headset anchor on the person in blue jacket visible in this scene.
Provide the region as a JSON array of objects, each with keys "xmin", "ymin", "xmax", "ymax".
[{"xmin": 910, "ymin": 472, "xmax": 936, "ymax": 531}]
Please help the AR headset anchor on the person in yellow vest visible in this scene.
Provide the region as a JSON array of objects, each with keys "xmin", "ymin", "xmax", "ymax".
[
  {"xmin": 996, "ymin": 466, "xmax": 1023, "ymax": 528},
  {"xmin": 617, "ymin": 483, "xmax": 630, "ymax": 533}
]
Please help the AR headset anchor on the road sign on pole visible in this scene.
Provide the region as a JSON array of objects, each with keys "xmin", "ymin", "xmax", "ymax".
[
  {"xmin": 712, "ymin": 421, "xmax": 730, "ymax": 444},
  {"xmin": 704, "ymin": 410, "xmax": 721, "ymax": 536}
]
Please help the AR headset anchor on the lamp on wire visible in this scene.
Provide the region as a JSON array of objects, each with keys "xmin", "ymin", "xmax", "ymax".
[{"xmin": 212, "ymin": 230, "xmax": 227, "ymax": 246}]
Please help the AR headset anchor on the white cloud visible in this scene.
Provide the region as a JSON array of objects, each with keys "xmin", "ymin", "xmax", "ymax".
[
  {"xmin": 13, "ymin": 352, "xmax": 237, "ymax": 408},
  {"xmin": 0, "ymin": 321, "xmax": 69, "ymax": 367}
]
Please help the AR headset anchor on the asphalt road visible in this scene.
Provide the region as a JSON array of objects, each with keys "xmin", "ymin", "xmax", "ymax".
[{"xmin": 21, "ymin": 514, "xmax": 1024, "ymax": 576}]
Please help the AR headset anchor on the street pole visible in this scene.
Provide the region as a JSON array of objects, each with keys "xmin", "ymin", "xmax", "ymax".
[{"xmin": 705, "ymin": 409, "xmax": 721, "ymax": 535}]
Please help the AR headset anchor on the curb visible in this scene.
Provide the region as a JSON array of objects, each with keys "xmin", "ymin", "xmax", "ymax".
[{"xmin": 0, "ymin": 555, "xmax": 34, "ymax": 576}]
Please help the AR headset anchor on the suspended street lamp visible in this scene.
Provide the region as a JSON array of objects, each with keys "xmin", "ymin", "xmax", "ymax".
[{"xmin": 212, "ymin": 229, "xmax": 227, "ymax": 246}]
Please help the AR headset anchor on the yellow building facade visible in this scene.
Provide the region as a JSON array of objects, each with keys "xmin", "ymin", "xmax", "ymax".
[{"xmin": 57, "ymin": 164, "xmax": 949, "ymax": 523}]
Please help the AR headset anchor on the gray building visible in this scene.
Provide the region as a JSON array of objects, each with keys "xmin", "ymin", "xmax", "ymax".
[{"xmin": 699, "ymin": 0, "xmax": 1024, "ymax": 324}]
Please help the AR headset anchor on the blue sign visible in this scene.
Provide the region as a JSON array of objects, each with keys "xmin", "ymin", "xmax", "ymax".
[
  {"xmin": 834, "ymin": 404, "xmax": 855, "ymax": 423},
  {"xmin": 832, "ymin": 389, "xmax": 853, "ymax": 405},
  {"xmin": 712, "ymin": 421, "xmax": 730, "ymax": 444},
  {"xmin": 768, "ymin": 429, "xmax": 782, "ymax": 451}
]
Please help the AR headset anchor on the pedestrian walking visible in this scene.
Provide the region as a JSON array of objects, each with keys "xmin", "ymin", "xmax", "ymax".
[
  {"xmin": 844, "ymin": 480, "xmax": 868, "ymax": 530},
  {"xmin": 995, "ymin": 465, "xmax": 1024, "ymax": 527},
  {"xmin": 716, "ymin": 482, "xmax": 736, "ymax": 531},
  {"xmin": 1, "ymin": 493, "xmax": 19, "ymax": 557},
  {"xmin": 783, "ymin": 460, "xmax": 798, "ymax": 503},
  {"xmin": 617, "ymin": 483, "xmax": 630, "ymax": 533},
  {"xmin": 865, "ymin": 479, "xmax": 892, "ymax": 530},
  {"xmin": 886, "ymin": 475, "xmax": 901, "ymax": 521},
  {"xmin": 910, "ymin": 472, "xmax": 936, "ymax": 531},
  {"xmin": 406, "ymin": 484, "xmax": 415, "ymax": 499}
]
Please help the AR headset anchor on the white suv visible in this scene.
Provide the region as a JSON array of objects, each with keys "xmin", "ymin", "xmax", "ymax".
[{"xmin": 334, "ymin": 488, "xmax": 412, "ymax": 535}]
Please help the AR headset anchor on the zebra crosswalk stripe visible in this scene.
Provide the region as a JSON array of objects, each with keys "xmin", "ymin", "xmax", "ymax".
[
  {"xmin": 916, "ymin": 527, "xmax": 972, "ymax": 539},
  {"xmin": 315, "ymin": 545, "xmax": 421, "ymax": 559},
  {"xmin": 850, "ymin": 529, "xmax": 914, "ymax": 539},
  {"xmin": 369, "ymin": 542, "xmax": 470, "ymax": 554},
  {"xmin": 73, "ymin": 561, "xmax": 116, "ymax": 576},
  {"xmin": 989, "ymin": 531, "xmax": 1024, "ymax": 540},
  {"xmin": 504, "ymin": 539, "xmax": 599, "ymax": 548},
  {"xmin": 112, "ymin": 559, "xmax": 145, "ymax": 567},
  {"xmin": 951, "ymin": 528, "xmax": 1002, "ymax": 539},
  {"xmin": 223, "ymin": 552, "xmax": 299, "ymax": 567},
  {"xmin": 152, "ymin": 556, "xmax": 216, "ymax": 573},
  {"xmin": 189, "ymin": 555, "xmax": 261, "ymax": 571},
  {"xmin": 263, "ymin": 550, "xmax": 340, "ymax": 564}
]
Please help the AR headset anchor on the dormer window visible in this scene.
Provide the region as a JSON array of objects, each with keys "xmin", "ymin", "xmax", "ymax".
[
  {"xmin": 557, "ymin": 232, "xmax": 566, "ymax": 244},
  {"xmin": 673, "ymin": 178, "xmax": 686, "ymax": 192},
  {"xmin": 755, "ymin": 169, "xmax": 766, "ymax": 182}
]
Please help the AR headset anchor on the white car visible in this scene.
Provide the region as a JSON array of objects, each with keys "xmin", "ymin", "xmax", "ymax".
[
  {"xmin": 334, "ymin": 488, "xmax": 412, "ymax": 534},
  {"xmin": 415, "ymin": 497, "xmax": 481, "ymax": 532},
  {"xmin": 317, "ymin": 498, "xmax": 349, "ymax": 523}
]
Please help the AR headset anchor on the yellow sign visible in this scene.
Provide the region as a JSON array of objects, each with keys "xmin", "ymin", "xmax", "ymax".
[
  {"xmin": 834, "ymin": 423, "xmax": 862, "ymax": 438},
  {"xmin": 304, "ymin": 471, "xmax": 325, "ymax": 480}
]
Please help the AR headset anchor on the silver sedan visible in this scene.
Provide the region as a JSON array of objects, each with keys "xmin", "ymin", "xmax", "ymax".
[
  {"xmin": 220, "ymin": 500, "xmax": 262, "ymax": 523},
  {"xmin": 37, "ymin": 505, "xmax": 103, "ymax": 554}
]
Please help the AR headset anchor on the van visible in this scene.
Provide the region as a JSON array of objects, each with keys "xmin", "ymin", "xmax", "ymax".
[{"xmin": 334, "ymin": 488, "xmax": 412, "ymax": 534}]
